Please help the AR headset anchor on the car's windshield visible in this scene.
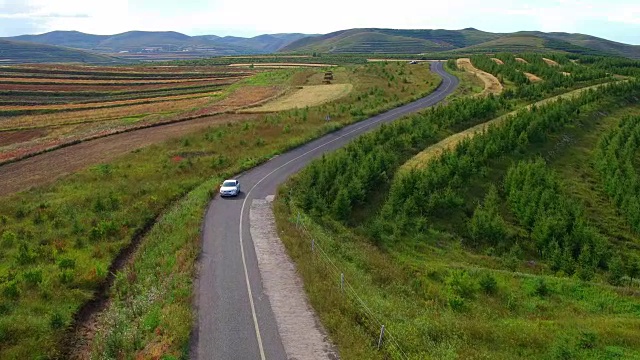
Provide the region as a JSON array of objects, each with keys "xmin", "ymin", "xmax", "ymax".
[{"xmin": 222, "ymin": 181, "xmax": 236, "ymax": 187}]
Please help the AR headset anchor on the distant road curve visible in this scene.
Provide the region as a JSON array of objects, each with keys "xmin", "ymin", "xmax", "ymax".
[{"xmin": 192, "ymin": 61, "xmax": 459, "ymax": 359}]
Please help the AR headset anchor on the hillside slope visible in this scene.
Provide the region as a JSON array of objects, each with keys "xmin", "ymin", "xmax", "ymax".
[
  {"xmin": 282, "ymin": 28, "xmax": 638, "ymax": 58},
  {"xmin": 5, "ymin": 31, "xmax": 310, "ymax": 55},
  {"xmin": 0, "ymin": 39, "xmax": 120, "ymax": 64}
]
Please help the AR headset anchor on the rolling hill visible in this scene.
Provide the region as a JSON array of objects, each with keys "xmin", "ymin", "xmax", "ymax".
[
  {"xmin": 0, "ymin": 39, "xmax": 121, "ymax": 64},
  {"xmin": 281, "ymin": 28, "xmax": 640, "ymax": 58},
  {"xmin": 4, "ymin": 31, "xmax": 310, "ymax": 55}
]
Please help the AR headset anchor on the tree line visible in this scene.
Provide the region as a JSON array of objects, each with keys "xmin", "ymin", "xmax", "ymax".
[
  {"xmin": 293, "ymin": 95, "xmax": 509, "ymax": 221},
  {"xmin": 594, "ymin": 116, "xmax": 640, "ymax": 233}
]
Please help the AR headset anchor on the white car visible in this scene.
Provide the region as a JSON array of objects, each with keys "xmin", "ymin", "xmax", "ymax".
[{"xmin": 219, "ymin": 179, "xmax": 241, "ymax": 197}]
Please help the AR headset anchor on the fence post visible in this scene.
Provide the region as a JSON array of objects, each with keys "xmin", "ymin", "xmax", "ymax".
[
  {"xmin": 340, "ymin": 273, "xmax": 344, "ymax": 292},
  {"xmin": 296, "ymin": 212, "xmax": 301, "ymax": 228},
  {"xmin": 377, "ymin": 325, "xmax": 385, "ymax": 350},
  {"xmin": 311, "ymin": 238, "xmax": 315, "ymax": 252}
]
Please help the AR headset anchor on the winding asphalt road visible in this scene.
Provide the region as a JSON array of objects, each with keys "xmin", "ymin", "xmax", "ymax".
[{"xmin": 192, "ymin": 61, "xmax": 458, "ymax": 359}]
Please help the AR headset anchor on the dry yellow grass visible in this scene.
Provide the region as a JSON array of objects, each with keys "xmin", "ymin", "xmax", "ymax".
[
  {"xmin": 456, "ymin": 58, "xmax": 503, "ymax": 97},
  {"xmin": 228, "ymin": 63, "xmax": 336, "ymax": 68},
  {"xmin": 543, "ymin": 58, "xmax": 559, "ymax": 66},
  {"xmin": 515, "ymin": 57, "xmax": 529, "ymax": 64},
  {"xmin": 399, "ymin": 82, "xmax": 614, "ymax": 172},
  {"xmin": 524, "ymin": 72, "xmax": 543, "ymax": 82},
  {"xmin": 491, "ymin": 58, "xmax": 504, "ymax": 65},
  {"xmin": 240, "ymin": 84, "xmax": 353, "ymax": 112}
]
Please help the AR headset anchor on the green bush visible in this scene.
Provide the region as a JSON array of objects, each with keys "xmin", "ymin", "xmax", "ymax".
[
  {"xmin": 3, "ymin": 280, "xmax": 20, "ymax": 300},
  {"xmin": 445, "ymin": 270, "xmax": 478, "ymax": 299},
  {"xmin": 478, "ymin": 273, "xmax": 498, "ymax": 295},
  {"xmin": 49, "ymin": 311, "xmax": 65, "ymax": 330}
]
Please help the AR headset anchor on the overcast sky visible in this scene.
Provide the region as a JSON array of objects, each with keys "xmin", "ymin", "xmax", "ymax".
[{"xmin": 1, "ymin": 0, "xmax": 639, "ymax": 44}]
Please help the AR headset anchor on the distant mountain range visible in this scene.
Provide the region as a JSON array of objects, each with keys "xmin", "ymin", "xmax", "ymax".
[
  {"xmin": 282, "ymin": 28, "xmax": 640, "ymax": 59},
  {"xmin": 1, "ymin": 28, "xmax": 639, "ymax": 64},
  {"xmin": 0, "ymin": 31, "xmax": 311, "ymax": 63}
]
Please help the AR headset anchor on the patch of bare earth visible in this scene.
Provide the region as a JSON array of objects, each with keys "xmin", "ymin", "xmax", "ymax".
[
  {"xmin": 456, "ymin": 58, "xmax": 503, "ymax": 97},
  {"xmin": 0, "ymin": 113, "xmax": 258, "ymax": 197},
  {"xmin": 524, "ymin": 72, "xmax": 543, "ymax": 82},
  {"xmin": 0, "ymin": 129, "xmax": 46, "ymax": 146},
  {"xmin": 250, "ymin": 198, "xmax": 338, "ymax": 360},
  {"xmin": 515, "ymin": 57, "xmax": 529, "ymax": 64},
  {"xmin": 543, "ymin": 58, "xmax": 559, "ymax": 66},
  {"xmin": 491, "ymin": 58, "xmax": 504, "ymax": 65}
]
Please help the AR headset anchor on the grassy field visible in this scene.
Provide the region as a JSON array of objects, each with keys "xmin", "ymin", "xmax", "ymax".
[
  {"xmin": 275, "ymin": 58, "xmax": 640, "ymax": 359},
  {"xmin": 0, "ymin": 61, "xmax": 441, "ymax": 359}
]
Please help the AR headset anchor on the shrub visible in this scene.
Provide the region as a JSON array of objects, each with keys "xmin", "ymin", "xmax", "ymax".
[
  {"xmin": 23, "ymin": 268, "xmax": 43, "ymax": 286},
  {"xmin": 445, "ymin": 270, "xmax": 478, "ymax": 299},
  {"xmin": 479, "ymin": 273, "xmax": 498, "ymax": 295},
  {"xmin": 533, "ymin": 278, "xmax": 551, "ymax": 297},
  {"xmin": 1, "ymin": 231, "xmax": 16, "ymax": 249},
  {"xmin": 578, "ymin": 331, "xmax": 597, "ymax": 349},
  {"xmin": 448, "ymin": 294, "xmax": 466, "ymax": 312},
  {"xmin": 3, "ymin": 281, "xmax": 20, "ymax": 300},
  {"xmin": 58, "ymin": 258, "xmax": 76, "ymax": 270},
  {"xmin": 50, "ymin": 311, "xmax": 65, "ymax": 329}
]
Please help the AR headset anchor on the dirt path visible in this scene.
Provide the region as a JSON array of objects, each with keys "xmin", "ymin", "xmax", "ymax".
[
  {"xmin": 543, "ymin": 58, "xmax": 559, "ymax": 66},
  {"xmin": 0, "ymin": 113, "xmax": 257, "ymax": 197},
  {"xmin": 515, "ymin": 57, "xmax": 529, "ymax": 64},
  {"xmin": 400, "ymin": 82, "xmax": 613, "ymax": 172},
  {"xmin": 491, "ymin": 58, "xmax": 504, "ymax": 65},
  {"xmin": 250, "ymin": 199, "xmax": 338, "ymax": 360},
  {"xmin": 456, "ymin": 58, "xmax": 503, "ymax": 97},
  {"xmin": 524, "ymin": 72, "xmax": 543, "ymax": 82}
]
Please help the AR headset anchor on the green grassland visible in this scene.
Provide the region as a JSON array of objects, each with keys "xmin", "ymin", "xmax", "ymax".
[
  {"xmin": 276, "ymin": 57, "xmax": 640, "ymax": 359},
  {"xmin": 0, "ymin": 61, "xmax": 440, "ymax": 359}
]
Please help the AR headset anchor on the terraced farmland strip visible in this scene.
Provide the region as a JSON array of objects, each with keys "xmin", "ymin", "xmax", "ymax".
[
  {"xmin": 0, "ymin": 91, "xmax": 221, "ymax": 114},
  {"xmin": 0, "ymin": 76, "xmax": 248, "ymax": 85},
  {"xmin": 0, "ymin": 69, "xmax": 253, "ymax": 80},
  {"xmin": 0, "ymin": 78, "xmax": 239, "ymax": 93},
  {"xmin": 0, "ymin": 85, "xmax": 230, "ymax": 109}
]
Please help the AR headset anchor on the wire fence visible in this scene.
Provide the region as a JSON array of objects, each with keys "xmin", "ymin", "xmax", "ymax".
[{"xmin": 294, "ymin": 212, "xmax": 411, "ymax": 360}]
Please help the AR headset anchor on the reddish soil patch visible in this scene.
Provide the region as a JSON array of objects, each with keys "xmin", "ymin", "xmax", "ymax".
[
  {"xmin": 0, "ymin": 129, "xmax": 46, "ymax": 146},
  {"xmin": 0, "ymin": 113, "xmax": 258, "ymax": 197}
]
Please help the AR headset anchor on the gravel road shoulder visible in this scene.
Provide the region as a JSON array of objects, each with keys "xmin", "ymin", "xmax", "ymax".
[{"xmin": 250, "ymin": 197, "xmax": 339, "ymax": 360}]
